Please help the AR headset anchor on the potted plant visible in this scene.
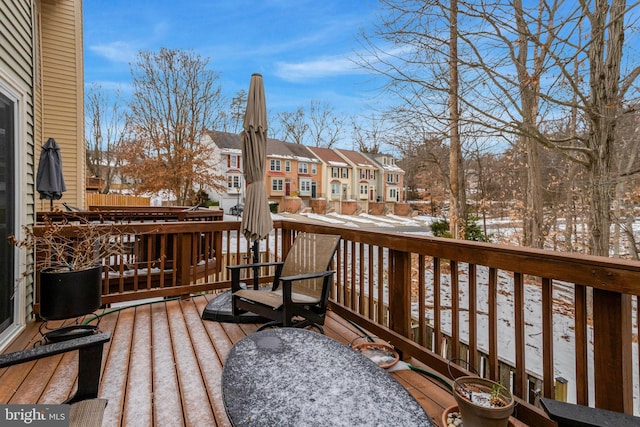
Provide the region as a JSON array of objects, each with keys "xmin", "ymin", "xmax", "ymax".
[
  {"xmin": 9, "ymin": 214, "xmax": 125, "ymax": 321},
  {"xmin": 452, "ymin": 376, "xmax": 515, "ymax": 427}
]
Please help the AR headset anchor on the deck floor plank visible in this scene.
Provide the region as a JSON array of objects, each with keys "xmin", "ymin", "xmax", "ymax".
[
  {"xmin": 151, "ymin": 301, "xmax": 184, "ymax": 427},
  {"xmin": 183, "ymin": 296, "xmax": 231, "ymax": 427},
  {"xmin": 101, "ymin": 308, "xmax": 134, "ymax": 427},
  {"xmin": 123, "ymin": 304, "xmax": 153, "ymax": 427},
  {"xmin": 166, "ymin": 299, "xmax": 216, "ymax": 427},
  {"xmin": 2, "ymin": 296, "xmax": 467, "ymax": 427}
]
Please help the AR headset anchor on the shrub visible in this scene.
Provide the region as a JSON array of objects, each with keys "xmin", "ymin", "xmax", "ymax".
[{"xmin": 430, "ymin": 216, "xmax": 491, "ymax": 242}]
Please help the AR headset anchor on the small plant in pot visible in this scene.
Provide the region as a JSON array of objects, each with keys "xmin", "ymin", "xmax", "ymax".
[
  {"xmin": 9, "ymin": 214, "xmax": 126, "ymax": 323},
  {"xmin": 453, "ymin": 376, "xmax": 515, "ymax": 427}
]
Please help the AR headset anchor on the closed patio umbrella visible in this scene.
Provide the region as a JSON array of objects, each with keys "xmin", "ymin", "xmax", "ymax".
[
  {"xmin": 241, "ymin": 73, "xmax": 273, "ymax": 265},
  {"xmin": 36, "ymin": 137, "xmax": 66, "ymax": 211}
]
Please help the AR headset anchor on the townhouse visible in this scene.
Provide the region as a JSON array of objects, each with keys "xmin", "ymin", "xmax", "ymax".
[{"xmin": 207, "ymin": 131, "xmax": 405, "ymax": 215}]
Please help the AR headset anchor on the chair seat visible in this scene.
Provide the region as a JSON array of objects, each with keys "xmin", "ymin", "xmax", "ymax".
[
  {"xmin": 70, "ymin": 398, "xmax": 108, "ymax": 427},
  {"xmin": 234, "ymin": 288, "xmax": 320, "ymax": 309}
]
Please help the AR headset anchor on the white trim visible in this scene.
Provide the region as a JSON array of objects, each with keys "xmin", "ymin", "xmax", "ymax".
[{"xmin": 0, "ymin": 72, "xmax": 28, "ymax": 347}]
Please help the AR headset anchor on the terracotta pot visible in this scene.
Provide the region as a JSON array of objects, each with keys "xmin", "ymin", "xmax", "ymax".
[
  {"xmin": 352, "ymin": 341, "xmax": 400, "ymax": 369},
  {"xmin": 453, "ymin": 376, "xmax": 515, "ymax": 427},
  {"xmin": 39, "ymin": 265, "xmax": 102, "ymax": 321}
]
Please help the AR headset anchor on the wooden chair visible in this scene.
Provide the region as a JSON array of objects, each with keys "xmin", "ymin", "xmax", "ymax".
[
  {"xmin": 229, "ymin": 232, "xmax": 341, "ymax": 333},
  {"xmin": 0, "ymin": 333, "xmax": 111, "ymax": 427}
]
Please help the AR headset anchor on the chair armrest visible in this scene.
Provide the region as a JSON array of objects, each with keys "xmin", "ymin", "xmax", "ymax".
[
  {"xmin": 540, "ymin": 397, "xmax": 640, "ymax": 427},
  {"xmin": 0, "ymin": 332, "xmax": 111, "ymax": 368},
  {"xmin": 228, "ymin": 262, "xmax": 284, "ymax": 291},
  {"xmin": 0, "ymin": 332, "xmax": 111, "ymax": 404},
  {"xmin": 227, "ymin": 261, "xmax": 283, "ymax": 271}
]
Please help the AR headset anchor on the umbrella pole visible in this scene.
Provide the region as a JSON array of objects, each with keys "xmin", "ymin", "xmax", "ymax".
[{"xmin": 252, "ymin": 240, "xmax": 260, "ymax": 290}]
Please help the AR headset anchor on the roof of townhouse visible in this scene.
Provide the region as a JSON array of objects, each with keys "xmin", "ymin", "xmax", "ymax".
[
  {"xmin": 266, "ymin": 138, "xmax": 296, "ymax": 159},
  {"xmin": 308, "ymin": 146, "xmax": 350, "ymax": 167},
  {"xmin": 335, "ymin": 148, "xmax": 378, "ymax": 169},
  {"xmin": 365, "ymin": 152, "xmax": 405, "ymax": 173},
  {"xmin": 208, "ymin": 131, "xmax": 241, "ymax": 151},
  {"xmin": 284, "ymin": 141, "xmax": 320, "ymax": 163}
]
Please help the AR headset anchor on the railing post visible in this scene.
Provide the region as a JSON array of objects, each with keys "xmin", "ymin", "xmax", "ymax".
[
  {"xmin": 592, "ymin": 289, "xmax": 633, "ymax": 413},
  {"xmin": 388, "ymin": 249, "xmax": 411, "ymax": 338}
]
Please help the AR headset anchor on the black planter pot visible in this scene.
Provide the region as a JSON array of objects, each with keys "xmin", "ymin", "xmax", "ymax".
[{"xmin": 39, "ymin": 265, "xmax": 103, "ymax": 321}]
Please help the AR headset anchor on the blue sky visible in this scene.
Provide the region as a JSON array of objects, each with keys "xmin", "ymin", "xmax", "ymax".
[{"xmin": 84, "ymin": 0, "xmax": 386, "ymax": 123}]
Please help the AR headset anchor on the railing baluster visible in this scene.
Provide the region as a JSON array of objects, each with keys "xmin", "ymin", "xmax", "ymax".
[
  {"xmin": 542, "ymin": 277, "xmax": 554, "ymax": 399},
  {"xmin": 575, "ymin": 283, "xmax": 588, "ymax": 405},
  {"xmin": 488, "ymin": 267, "xmax": 498, "ymax": 381},
  {"xmin": 417, "ymin": 254, "xmax": 426, "ymax": 347},
  {"xmin": 368, "ymin": 244, "xmax": 374, "ymax": 320},
  {"xmin": 377, "ymin": 247, "xmax": 384, "ymax": 325},
  {"xmin": 359, "ymin": 242, "xmax": 365, "ymax": 315},
  {"xmin": 514, "ymin": 272, "xmax": 526, "ymax": 398},
  {"xmin": 434, "ymin": 257, "xmax": 442, "ymax": 356},
  {"xmin": 468, "ymin": 263, "xmax": 478, "ymax": 371},
  {"xmin": 451, "ymin": 260, "xmax": 460, "ymax": 361}
]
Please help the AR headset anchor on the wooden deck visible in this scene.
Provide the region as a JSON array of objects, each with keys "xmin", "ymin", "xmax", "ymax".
[{"xmin": 0, "ymin": 295, "xmax": 457, "ymax": 426}]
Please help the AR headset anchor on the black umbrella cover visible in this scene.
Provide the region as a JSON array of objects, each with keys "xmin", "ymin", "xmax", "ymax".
[{"xmin": 36, "ymin": 137, "xmax": 66, "ymax": 202}]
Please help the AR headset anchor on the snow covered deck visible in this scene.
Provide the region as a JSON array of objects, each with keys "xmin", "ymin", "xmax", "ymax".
[{"xmin": 0, "ymin": 295, "xmax": 458, "ymax": 426}]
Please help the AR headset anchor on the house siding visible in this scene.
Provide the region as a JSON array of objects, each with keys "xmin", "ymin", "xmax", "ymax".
[
  {"xmin": 38, "ymin": 0, "xmax": 84, "ymax": 209},
  {"xmin": 0, "ymin": 0, "xmax": 36, "ymax": 344}
]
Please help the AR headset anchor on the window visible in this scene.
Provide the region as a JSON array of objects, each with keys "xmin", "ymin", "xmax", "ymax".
[
  {"xmin": 331, "ymin": 183, "xmax": 341, "ymax": 198},
  {"xmin": 272, "ymin": 178, "xmax": 284, "ymax": 191},
  {"xmin": 270, "ymin": 159, "xmax": 281, "ymax": 171},
  {"xmin": 387, "ymin": 173, "xmax": 394, "ymax": 183},
  {"xmin": 332, "ymin": 167, "xmax": 339, "ymax": 178},
  {"xmin": 341, "ymin": 168, "xmax": 348, "ymax": 178},
  {"xmin": 227, "ymin": 175, "xmax": 241, "ymax": 189},
  {"xmin": 228, "ymin": 155, "xmax": 240, "ymax": 169},
  {"xmin": 360, "ymin": 184, "xmax": 368, "ymax": 195},
  {"xmin": 299, "ymin": 178, "xmax": 311, "ymax": 194},
  {"xmin": 389, "ymin": 188, "xmax": 397, "ymax": 200},
  {"xmin": 360, "ymin": 169, "xmax": 365, "ymax": 179},
  {"xmin": 285, "ymin": 160, "xmax": 291, "ymax": 172},
  {"xmin": 298, "ymin": 162, "xmax": 308, "ymax": 174},
  {"xmin": 311, "ymin": 163, "xmax": 317, "ymax": 174}
]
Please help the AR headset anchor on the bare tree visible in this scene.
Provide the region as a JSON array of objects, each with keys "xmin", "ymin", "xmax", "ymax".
[
  {"xmin": 229, "ymin": 89, "xmax": 247, "ymax": 134},
  {"xmin": 308, "ymin": 100, "xmax": 345, "ymax": 148},
  {"xmin": 351, "ymin": 114, "xmax": 385, "ymax": 153},
  {"xmin": 120, "ymin": 48, "xmax": 226, "ymax": 205},
  {"xmin": 85, "ymin": 83, "xmax": 126, "ymax": 193},
  {"xmin": 275, "ymin": 107, "xmax": 308, "ymax": 144},
  {"xmin": 361, "ymin": 0, "xmax": 640, "ymax": 254}
]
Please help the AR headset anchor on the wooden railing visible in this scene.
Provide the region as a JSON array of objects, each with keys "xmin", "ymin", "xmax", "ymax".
[{"xmin": 33, "ymin": 219, "xmax": 640, "ymax": 425}]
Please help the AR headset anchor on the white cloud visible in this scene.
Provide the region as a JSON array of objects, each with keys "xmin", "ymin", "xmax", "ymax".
[
  {"xmin": 89, "ymin": 41, "xmax": 138, "ymax": 63},
  {"xmin": 274, "ymin": 55, "xmax": 363, "ymax": 82}
]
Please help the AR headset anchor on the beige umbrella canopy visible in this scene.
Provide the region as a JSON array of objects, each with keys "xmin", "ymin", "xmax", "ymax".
[{"xmin": 240, "ymin": 73, "xmax": 273, "ymax": 256}]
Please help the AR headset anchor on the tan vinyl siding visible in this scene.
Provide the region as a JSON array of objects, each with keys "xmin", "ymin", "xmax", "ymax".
[
  {"xmin": 0, "ymin": 0, "xmax": 36, "ymax": 325},
  {"xmin": 39, "ymin": 0, "xmax": 84, "ymax": 209}
]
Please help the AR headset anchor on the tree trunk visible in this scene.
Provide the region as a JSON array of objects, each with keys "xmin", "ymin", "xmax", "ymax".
[
  {"xmin": 584, "ymin": 0, "xmax": 624, "ymax": 256},
  {"xmin": 448, "ymin": 0, "xmax": 466, "ymax": 239}
]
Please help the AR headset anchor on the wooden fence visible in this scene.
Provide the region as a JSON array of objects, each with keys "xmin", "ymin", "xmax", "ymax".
[{"xmin": 85, "ymin": 193, "xmax": 150, "ymax": 208}]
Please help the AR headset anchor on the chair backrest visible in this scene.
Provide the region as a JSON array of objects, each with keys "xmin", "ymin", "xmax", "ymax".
[{"xmin": 280, "ymin": 232, "xmax": 341, "ymax": 302}]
